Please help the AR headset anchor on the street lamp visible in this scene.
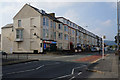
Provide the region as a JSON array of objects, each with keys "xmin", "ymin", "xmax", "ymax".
[
  {"xmin": 117, "ymin": 1, "xmax": 120, "ymax": 59},
  {"xmin": 102, "ymin": 35, "xmax": 106, "ymax": 60}
]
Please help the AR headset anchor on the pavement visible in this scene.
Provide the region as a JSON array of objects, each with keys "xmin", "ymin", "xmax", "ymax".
[
  {"xmin": 1, "ymin": 51, "xmax": 119, "ymax": 80},
  {"xmin": 85, "ymin": 53, "xmax": 118, "ymax": 78}
]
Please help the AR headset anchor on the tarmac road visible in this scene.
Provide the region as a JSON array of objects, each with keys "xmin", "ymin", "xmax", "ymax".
[{"xmin": 2, "ymin": 52, "xmax": 117, "ymax": 80}]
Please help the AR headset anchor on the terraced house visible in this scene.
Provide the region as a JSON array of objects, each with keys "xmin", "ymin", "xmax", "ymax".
[{"xmin": 1, "ymin": 4, "xmax": 102, "ymax": 54}]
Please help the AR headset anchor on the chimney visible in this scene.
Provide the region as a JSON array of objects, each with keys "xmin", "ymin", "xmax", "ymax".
[{"xmin": 48, "ymin": 13, "xmax": 55, "ymax": 17}]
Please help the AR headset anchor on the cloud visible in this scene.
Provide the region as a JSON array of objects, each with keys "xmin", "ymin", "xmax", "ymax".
[
  {"xmin": 63, "ymin": 9, "xmax": 81, "ymax": 24},
  {"xmin": 101, "ymin": 19, "xmax": 112, "ymax": 27},
  {"xmin": 0, "ymin": 0, "xmax": 117, "ymax": 2},
  {"xmin": 31, "ymin": 2, "xmax": 73, "ymax": 10}
]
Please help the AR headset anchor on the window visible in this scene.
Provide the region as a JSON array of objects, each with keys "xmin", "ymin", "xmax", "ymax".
[
  {"xmin": 70, "ymin": 22, "xmax": 71, "ymax": 26},
  {"xmin": 43, "ymin": 17, "xmax": 45, "ymax": 26},
  {"xmin": 67, "ymin": 21, "xmax": 69, "ymax": 25},
  {"xmin": 43, "ymin": 29, "xmax": 49, "ymax": 38},
  {"xmin": 53, "ymin": 22, "xmax": 56, "ymax": 29},
  {"xmin": 43, "ymin": 29, "xmax": 45, "ymax": 38},
  {"xmin": 18, "ymin": 20, "xmax": 21, "ymax": 27},
  {"xmin": 77, "ymin": 31, "xmax": 79, "ymax": 36},
  {"xmin": 73, "ymin": 23, "xmax": 75, "ymax": 28},
  {"xmin": 58, "ymin": 33, "xmax": 63, "ymax": 40},
  {"xmin": 54, "ymin": 32, "xmax": 56, "ymax": 39},
  {"xmin": 72, "ymin": 29, "xmax": 75, "ymax": 35},
  {"xmin": 50, "ymin": 21, "xmax": 53, "ymax": 28},
  {"xmin": 46, "ymin": 29, "xmax": 49, "ymax": 38},
  {"xmin": 46, "ymin": 17, "xmax": 49, "ymax": 27},
  {"xmin": 77, "ymin": 37, "xmax": 80, "ymax": 43},
  {"xmin": 58, "ymin": 23, "xmax": 62, "ymax": 30},
  {"xmin": 16, "ymin": 29, "xmax": 23, "ymax": 39},
  {"xmin": 64, "ymin": 34, "xmax": 68, "ymax": 40},
  {"xmin": 64, "ymin": 25, "xmax": 68, "ymax": 32}
]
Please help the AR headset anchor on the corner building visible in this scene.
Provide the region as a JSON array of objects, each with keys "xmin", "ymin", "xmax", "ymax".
[{"xmin": 1, "ymin": 4, "xmax": 102, "ymax": 53}]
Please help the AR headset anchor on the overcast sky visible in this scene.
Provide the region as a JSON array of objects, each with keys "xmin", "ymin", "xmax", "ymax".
[{"xmin": 0, "ymin": 1, "xmax": 118, "ymax": 41}]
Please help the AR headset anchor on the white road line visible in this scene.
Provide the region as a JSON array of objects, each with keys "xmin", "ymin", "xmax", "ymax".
[
  {"xmin": 69, "ymin": 76, "xmax": 75, "ymax": 80},
  {"xmin": 57, "ymin": 74, "xmax": 72, "ymax": 78},
  {"xmin": 78, "ymin": 72, "xmax": 82, "ymax": 75},
  {"xmin": 51, "ymin": 74, "xmax": 72, "ymax": 80},
  {"xmin": 5, "ymin": 65, "xmax": 44, "ymax": 75},
  {"xmin": 69, "ymin": 72, "xmax": 82, "ymax": 80},
  {"xmin": 5, "ymin": 62, "xmax": 60, "ymax": 75},
  {"xmin": 71, "ymin": 65, "xmax": 86, "ymax": 74},
  {"xmin": 36, "ymin": 65, "xmax": 44, "ymax": 70}
]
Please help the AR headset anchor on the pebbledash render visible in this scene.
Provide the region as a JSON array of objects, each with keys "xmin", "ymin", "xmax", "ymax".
[{"xmin": 1, "ymin": 4, "xmax": 102, "ymax": 54}]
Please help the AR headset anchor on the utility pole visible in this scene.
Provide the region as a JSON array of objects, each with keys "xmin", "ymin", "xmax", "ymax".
[
  {"xmin": 117, "ymin": 1, "xmax": 120, "ymax": 58},
  {"xmin": 102, "ymin": 35, "xmax": 106, "ymax": 60}
]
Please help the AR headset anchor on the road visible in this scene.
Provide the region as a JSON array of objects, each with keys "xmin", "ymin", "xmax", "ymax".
[{"xmin": 2, "ymin": 52, "xmax": 112, "ymax": 80}]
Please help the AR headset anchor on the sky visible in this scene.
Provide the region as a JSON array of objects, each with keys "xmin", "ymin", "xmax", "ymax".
[{"xmin": 0, "ymin": 1, "xmax": 118, "ymax": 41}]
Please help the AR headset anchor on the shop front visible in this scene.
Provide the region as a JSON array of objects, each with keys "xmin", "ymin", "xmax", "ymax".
[{"xmin": 43, "ymin": 40, "xmax": 57, "ymax": 51}]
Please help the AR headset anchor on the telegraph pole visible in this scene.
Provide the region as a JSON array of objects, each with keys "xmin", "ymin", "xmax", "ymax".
[{"xmin": 117, "ymin": 0, "xmax": 120, "ymax": 59}]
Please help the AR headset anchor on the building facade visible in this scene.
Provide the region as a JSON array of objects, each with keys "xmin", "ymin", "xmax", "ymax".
[{"xmin": 1, "ymin": 4, "xmax": 102, "ymax": 53}]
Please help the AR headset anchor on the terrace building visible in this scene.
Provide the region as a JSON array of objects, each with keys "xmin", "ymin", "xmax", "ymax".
[{"xmin": 1, "ymin": 4, "xmax": 102, "ymax": 53}]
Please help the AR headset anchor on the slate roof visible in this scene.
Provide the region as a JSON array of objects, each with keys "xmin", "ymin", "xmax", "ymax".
[
  {"xmin": 2, "ymin": 24, "xmax": 13, "ymax": 29},
  {"xmin": 28, "ymin": 4, "xmax": 61, "ymax": 23}
]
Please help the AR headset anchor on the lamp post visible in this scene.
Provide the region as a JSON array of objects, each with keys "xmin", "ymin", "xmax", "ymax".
[
  {"xmin": 117, "ymin": 0, "xmax": 120, "ymax": 58},
  {"xmin": 102, "ymin": 35, "xmax": 106, "ymax": 60}
]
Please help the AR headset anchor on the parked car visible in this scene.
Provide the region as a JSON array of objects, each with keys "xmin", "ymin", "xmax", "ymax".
[
  {"xmin": 90, "ymin": 47, "xmax": 97, "ymax": 52},
  {"xmin": 0, "ymin": 51, "xmax": 7, "ymax": 55},
  {"xmin": 95, "ymin": 47, "xmax": 100, "ymax": 51},
  {"xmin": 75, "ymin": 47, "xmax": 82, "ymax": 53}
]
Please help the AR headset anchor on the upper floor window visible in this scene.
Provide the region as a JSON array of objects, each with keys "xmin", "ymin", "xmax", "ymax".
[
  {"xmin": 58, "ymin": 33, "xmax": 63, "ymax": 40},
  {"xmin": 72, "ymin": 29, "xmax": 75, "ymax": 35},
  {"xmin": 50, "ymin": 21, "xmax": 53, "ymax": 28},
  {"xmin": 54, "ymin": 32, "xmax": 56, "ymax": 39},
  {"xmin": 64, "ymin": 34, "xmax": 68, "ymax": 40},
  {"xmin": 64, "ymin": 25, "xmax": 68, "ymax": 32},
  {"xmin": 58, "ymin": 23, "xmax": 62, "ymax": 30},
  {"xmin": 73, "ymin": 23, "xmax": 75, "ymax": 28},
  {"xmin": 43, "ymin": 17, "xmax": 49, "ymax": 28},
  {"xmin": 18, "ymin": 20, "xmax": 21, "ymax": 27},
  {"xmin": 70, "ymin": 22, "xmax": 71, "ymax": 26},
  {"xmin": 43, "ymin": 29, "xmax": 49, "ymax": 38},
  {"xmin": 16, "ymin": 29, "xmax": 23, "ymax": 40},
  {"xmin": 43, "ymin": 17, "xmax": 46, "ymax": 26},
  {"xmin": 67, "ymin": 21, "xmax": 69, "ymax": 25},
  {"xmin": 46, "ymin": 17, "xmax": 49, "ymax": 27},
  {"xmin": 53, "ymin": 22, "xmax": 56, "ymax": 29}
]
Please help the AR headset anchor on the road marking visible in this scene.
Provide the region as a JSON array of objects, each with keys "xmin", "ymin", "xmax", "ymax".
[
  {"xmin": 36, "ymin": 65, "xmax": 44, "ymax": 70},
  {"xmin": 90, "ymin": 58, "xmax": 101, "ymax": 64},
  {"xmin": 5, "ymin": 65, "xmax": 44, "ymax": 75},
  {"xmin": 4, "ymin": 61, "xmax": 60, "ymax": 75},
  {"xmin": 51, "ymin": 74, "xmax": 72, "ymax": 80},
  {"xmin": 69, "ymin": 76, "xmax": 75, "ymax": 80},
  {"xmin": 69, "ymin": 72, "xmax": 82, "ymax": 80},
  {"xmin": 71, "ymin": 65, "xmax": 86, "ymax": 74},
  {"xmin": 57, "ymin": 74, "xmax": 72, "ymax": 79},
  {"xmin": 78, "ymin": 72, "xmax": 82, "ymax": 75}
]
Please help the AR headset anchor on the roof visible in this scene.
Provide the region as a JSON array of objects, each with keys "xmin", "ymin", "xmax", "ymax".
[
  {"xmin": 2, "ymin": 24, "xmax": 13, "ymax": 29},
  {"xmin": 28, "ymin": 4, "xmax": 61, "ymax": 23}
]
